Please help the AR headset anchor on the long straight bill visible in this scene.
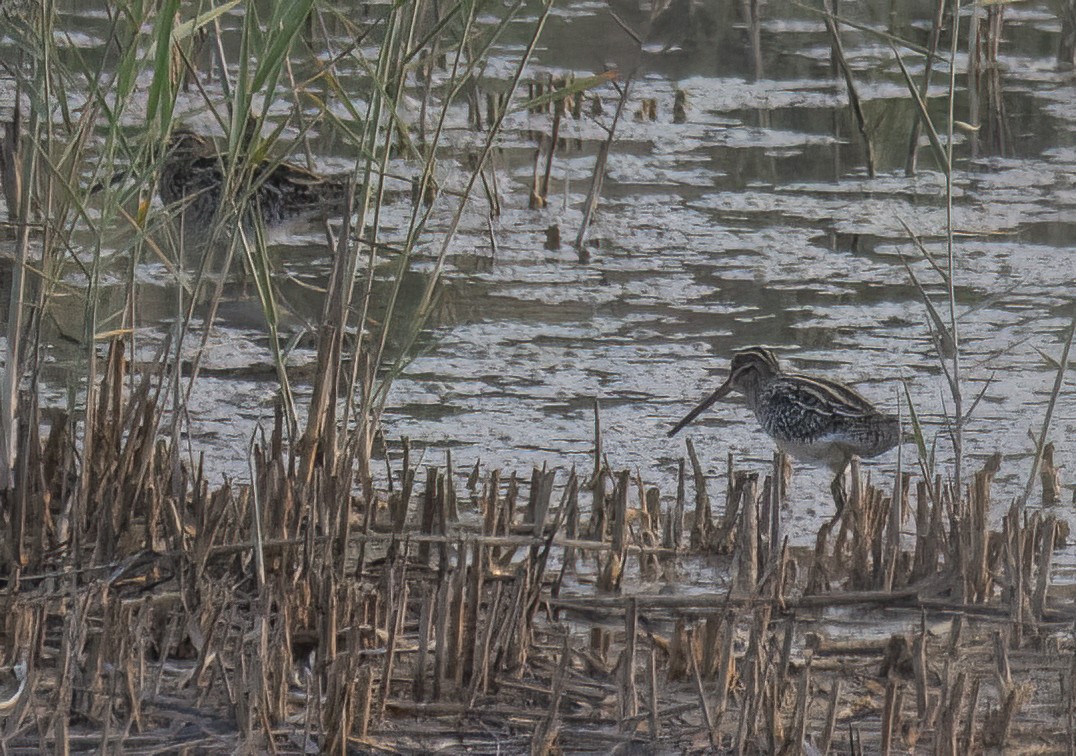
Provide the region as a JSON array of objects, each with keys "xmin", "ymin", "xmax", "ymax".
[{"xmin": 667, "ymin": 378, "xmax": 734, "ymax": 437}]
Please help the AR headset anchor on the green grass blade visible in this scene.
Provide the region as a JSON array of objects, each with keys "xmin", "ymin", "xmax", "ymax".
[
  {"xmin": 146, "ymin": 0, "xmax": 180, "ymax": 128},
  {"xmin": 512, "ymin": 71, "xmax": 618, "ymax": 113},
  {"xmin": 173, "ymin": 0, "xmax": 242, "ymax": 41}
]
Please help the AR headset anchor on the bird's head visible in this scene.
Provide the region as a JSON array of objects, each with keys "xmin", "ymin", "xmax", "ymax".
[
  {"xmin": 725, "ymin": 346, "xmax": 781, "ymax": 396},
  {"xmin": 164, "ymin": 127, "xmax": 214, "ymax": 162},
  {"xmin": 668, "ymin": 346, "xmax": 782, "ymax": 438}
]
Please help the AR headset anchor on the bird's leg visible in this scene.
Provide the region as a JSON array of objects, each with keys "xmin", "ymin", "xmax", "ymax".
[{"xmin": 829, "ymin": 462, "xmax": 850, "ymax": 526}]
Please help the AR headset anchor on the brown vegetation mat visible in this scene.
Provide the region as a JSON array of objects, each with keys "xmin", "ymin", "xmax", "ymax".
[{"xmin": 0, "ymin": 343, "xmax": 1073, "ymax": 754}]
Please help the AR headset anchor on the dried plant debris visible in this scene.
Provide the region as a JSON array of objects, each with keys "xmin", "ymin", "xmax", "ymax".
[{"xmin": 1, "ymin": 365, "xmax": 1071, "ymax": 752}]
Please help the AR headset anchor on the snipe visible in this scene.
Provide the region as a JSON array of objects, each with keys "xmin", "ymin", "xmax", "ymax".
[
  {"xmin": 158, "ymin": 127, "xmax": 350, "ymax": 230},
  {"xmin": 669, "ymin": 346, "xmax": 900, "ymax": 516}
]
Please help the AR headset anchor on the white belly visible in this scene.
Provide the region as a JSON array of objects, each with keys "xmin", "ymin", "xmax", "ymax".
[{"xmin": 774, "ymin": 436, "xmax": 851, "ymax": 471}]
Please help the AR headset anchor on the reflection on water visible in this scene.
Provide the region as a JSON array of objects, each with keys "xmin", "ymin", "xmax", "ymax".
[{"xmin": 2, "ymin": 1, "xmax": 1074, "ymax": 552}]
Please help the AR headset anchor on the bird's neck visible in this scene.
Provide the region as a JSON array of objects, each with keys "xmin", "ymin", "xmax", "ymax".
[{"xmin": 738, "ymin": 378, "xmax": 768, "ymax": 411}]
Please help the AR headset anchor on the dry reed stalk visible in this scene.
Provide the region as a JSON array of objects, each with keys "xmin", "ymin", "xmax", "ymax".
[
  {"xmin": 735, "ymin": 605, "xmax": 772, "ymax": 752},
  {"xmin": 355, "ymin": 666, "xmax": 373, "ymax": 739},
  {"xmin": 495, "ymin": 560, "xmax": 534, "ymax": 675},
  {"xmin": 883, "ymin": 472, "xmax": 910, "ymax": 591},
  {"xmin": 434, "ymin": 536, "xmax": 459, "ymax": 681},
  {"xmin": 935, "ymin": 669, "xmax": 966, "ymax": 756},
  {"xmin": 822, "ymin": 0, "xmax": 875, "ymax": 176},
  {"xmin": 598, "ymin": 471, "xmax": 630, "ymax": 593},
  {"xmin": 418, "ymin": 467, "xmax": 440, "ymax": 564},
  {"xmin": 893, "ymin": 685, "xmax": 909, "ymax": 752},
  {"xmin": 982, "ymin": 682, "xmax": 1032, "ymax": 750},
  {"xmin": 388, "ymin": 440, "xmax": 413, "ymax": 535},
  {"xmin": 685, "ymin": 439, "xmax": 711, "ymax": 549},
  {"xmin": 620, "ymin": 598, "xmax": 639, "ymax": 727},
  {"xmin": 324, "ymin": 628, "xmax": 363, "ymax": 756},
  {"xmin": 467, "ymin": 580, "xmax": 503, "ymax": 705},
  {"xmin": 502, "ymin": 473, "xmax": 520, "ymax": 555},
  {"xmin": 912, "ymin": 479, "xmax": 936, "ymax": 581},
  {"xmin": 905, "ymin": 0, "xmax": 947, "ymax": 174},
  {"xmin": 643, "ymin": 483, "xmax": 661, "ymax": 535},
  {"xmin": 790, "ymin": 654, "xmax": 811, "ymax": 755},
  {"xmin": 768, "ymin": 539, "xmax": 791, "ymax": 611},
  {"xmin": 561, "ymin": 479, "xmax": 580, "ymax": 575},
  {"xmin": 880, "ymin": 679, "xmax": 898, "ymax": 755},
  {"xmin": 0, "ymin": 106, "xmax": 27, "ymax": 498},
  {"xmin": 1003, "ymin": 500, "xmax": 1028, "ymax": 649},
  {"xmin": 972, "ymin": 4, "xmax": 1011, "ymax": 156},
  {"xmin": 573, "ymin": 74, "xmax": 628, "ymax": 260},
  {"xmin": 1068, "ymin": 647, "xmax": 1076, "ymax": 756},
  {"xmin": 763, "ymin": 673, "xmax": 780, "ymax": 753},
  {"xmin": 646, "ymin": 645, "xmax": 660, "ymax": 740},
  {"xmin": 832, "ymin": 459, "xmax": 861, "ymax": 572},
  {"xmin": 964, "ymin": 454, "xmax": 1000, "ymax": 603},
  {"xmin": 526, "ymin": 147, "xmax": 544, "ymax": 208},
  {"xmin": 377, "ymin": 561, "xmax": 408, "ymax": 722},
  {"xmin": 912, "ymin": 615, "xmax": 930, "ymax": 724},
  {"xmin": 481, "ymin": 469, "xmax": 501, "ymax": 568},
  {"xmin": 668, "ymin": 458, "xmax": 685, "ymax": 550},
  {"xmin": 462, "ymin": 541, "xmax": 484, "ymax": 686},
  {"xmin": 765, "ymin": 452, "xmax": 788, "ymax": 572},
  {"xmin": 530, "ymin": 635, "xmax": 569, "ymax": 756},
  {"xmin": 526, "ymin": 466, "xmax": 556, "ymax": 538},
  {"xmin": 1041, "ymin": 443, "xmax": 1062, "ymax": 505},
  {"xmin": 725, "ymin": 452, "xmax": 735, "ymax": 523},
  {"xmin": 413, "ymin": 585, "xmax": 433, "ymax": 702},
  {"xmin": 686, "ymin": 628, "xmax": 718, "ymax": 748},
  {"xmin": 761, "ymin": 474, "xmax": 774, "ymax": 569},
  {"xmin": 819, "ymin": 676, "xmax": 842, "ymax": 755},
  {"xmin": 712, "ymin": 611, "xmax": 737, "ymax": 732},
  {"xmin": 538, "ymin": 80, "xmax": 565, "ymax": 203},
  {"xmin": 589, "ymin": 625, "xmax": 611, "ymax": 675},
  {"xmin": 673, "ymin": 89, "xmax": 688, "ymax": 123},
  {"xmin": 927, "ymin": 473, "xmax": 946, "ymax": 574},
  {"xmin": 776, "ymin": 618, "xmax": 795, "ymax": 700},
  {"xmin": 736, "ymin": 473, "xmax": 759, "ymax": 592},
  {"xmin": 834, "ymin": 471, "xmax": 890, "ymax": 591},
  {"xmin": 701, "ymin": 613, "xmax": 722, "ymax": 679},
  {"xmin": 636, "ymin": 479, "xmax": 662, "ymax": 580},
  {"xmin": 667, "ymin": 618, "xmax": 688, "ymax": 682},
  {"xmin": 588, "ymin": 401, "xmax": 607, "ymax": 541},
  {"xmin": 960, "ymin": 676, "xmax": 980, "ymax": 753},
  {"xmin": 806, "ymin": 519, "xmax": 834, "ymax": 595},
  {"xmin": 714, "ymin": 469, "xmax": 745, "ymax": 554},
  {"xmin": 517, "ymin": 475, "xmax": 571, "ymax": 642},
  {"xmin": 0, "ymin": 109, "xmax": 20, "ymax": 220},
  {"xmin": 1033, "ymin": 516, "xmax": 1059, "ymax": 621}
]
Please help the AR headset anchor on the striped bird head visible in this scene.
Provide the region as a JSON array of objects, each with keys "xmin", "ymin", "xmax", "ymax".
[
  {"xmin": 165, "ymin": 127, "xmax": 215, "ymax": 162},
  {"xmin": 157, "ymin": 127, "xmax": 222, "ymax": 210},
  {"xmin": 727, "ymin": 347, "xmax": 781, "ymax": 395},
  {"xmin": 668, "ymin": 346, "xmax": 782, "ymax": 437}
]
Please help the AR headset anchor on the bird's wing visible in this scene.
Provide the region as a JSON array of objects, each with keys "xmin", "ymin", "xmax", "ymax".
[
  {"xmin": 758, "ymin": 375, "xmax": 879, "ymax": 445},
  {"xmin": 781, "ymin": 374, "xmax": 879, "ymax": 418},
  {"xmin": 270, "ymin": 162, "xmax": 332, "ymax": 187}
]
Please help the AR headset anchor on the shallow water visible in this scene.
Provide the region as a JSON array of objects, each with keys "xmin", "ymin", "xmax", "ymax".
[{"xmin": 2, "ymin": 1, "xmax": 1074, "ymax": 559}]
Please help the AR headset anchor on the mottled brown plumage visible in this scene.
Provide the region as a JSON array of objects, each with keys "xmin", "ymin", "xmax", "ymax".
[{"xmin": 158, "ymin": 128, "xmax": 350, "ymax": 230}]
